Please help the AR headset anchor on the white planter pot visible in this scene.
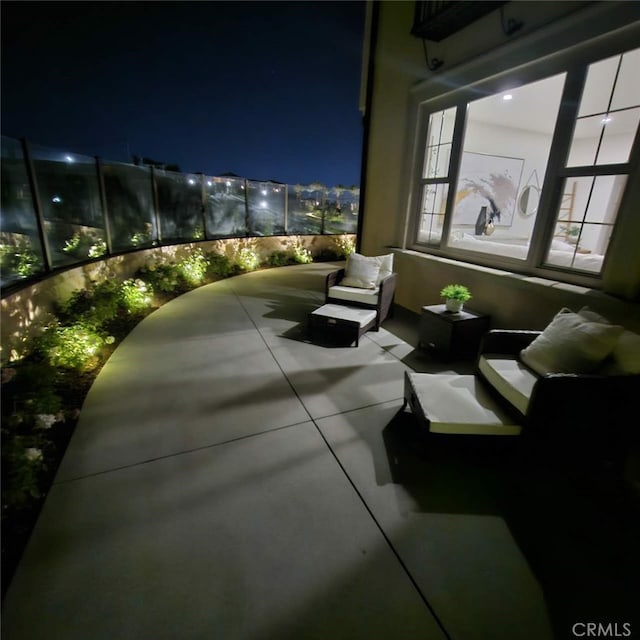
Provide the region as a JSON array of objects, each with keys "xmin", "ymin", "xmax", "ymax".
[{"xmin": 445, "ymin": 298, "xmax": 464, "ymax": 313}]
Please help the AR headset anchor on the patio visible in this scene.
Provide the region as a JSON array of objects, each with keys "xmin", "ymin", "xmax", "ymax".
[{"xmin": 2, "ymin": 263, "xmax": 637, "ymax": 640}]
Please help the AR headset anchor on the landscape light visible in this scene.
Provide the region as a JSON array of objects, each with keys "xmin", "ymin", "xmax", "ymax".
[
  {"xmin": 188, "ymin": 178, "xmax": 196, "ymax": 185},
  {"xmin": 52, "ymin": 195, "xmax": 62, "ymax": 204},
  {"xmin": 260, "ymin": 201, "xmax": 267, "ymax": 208},
  {"xmin": 261, "ymin": 189, "xmax": 267, "ymax": 196},
  {"xmin": 602, "ymin": 117, "xmax": 612, "ymax": 123},
  {"xmin": 64, "ymin": 155, "xmax": 74, "ymax": 162}
]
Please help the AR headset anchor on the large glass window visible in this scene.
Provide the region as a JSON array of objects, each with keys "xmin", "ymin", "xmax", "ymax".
[
  {"xmin": 446, "ymin": 74, "xmax": 565, "ymax": 259},
  {"xmin": 411, "ymin": 45, "xmax": 639, "ymax": 281}
]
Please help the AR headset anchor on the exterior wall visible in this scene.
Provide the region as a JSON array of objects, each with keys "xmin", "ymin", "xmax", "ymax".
[
  {"xmin": 360, "ymin": 0, "xmax": 640, "ymax": 329},
  {"xmin": 0, "ymin": 234, "xmax": 349, "ymax": 361}
]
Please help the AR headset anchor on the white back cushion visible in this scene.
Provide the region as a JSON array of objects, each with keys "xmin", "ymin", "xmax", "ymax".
[
  {"xmin": 520, "ymin": 307, "xmax": 623, "ymax": 375},
  {"xmin": 341, "ymin": 253, "xmax": 381, "ymax": 289}
]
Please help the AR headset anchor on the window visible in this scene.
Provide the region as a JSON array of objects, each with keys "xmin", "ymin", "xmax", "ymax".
[
  {"xmin": 410, "ymin": 46, "xmax": 639, "ymax": 283},
  {"xmin": 545, "ymin": 49, "xmax": 640, "ymax": 273},
  {"xmin": 417, "ymin": 107, "xmax": 456, "ymax": 244}
]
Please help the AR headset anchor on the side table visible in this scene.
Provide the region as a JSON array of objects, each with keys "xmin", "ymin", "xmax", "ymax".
[{"xmin": 419, "ymin": 304, "xmax": 490, "ymax": 360}]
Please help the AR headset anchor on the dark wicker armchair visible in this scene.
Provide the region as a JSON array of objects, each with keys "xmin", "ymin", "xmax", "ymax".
[{"xmin": 325, "ymin": 268, "xmax": 397, "ymax": 331}]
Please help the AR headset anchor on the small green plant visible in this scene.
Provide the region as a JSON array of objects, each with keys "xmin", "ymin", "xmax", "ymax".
[
  {"xmin": 177, "ymin": 249, "xmax": 209, "ymax": 286},
  {"xmin": 267, "ymin": 251, "xmax": 290, "ymax": 267},
  {"xmin": 38, "ymin": 321, "xmax": 105, "ymax": 371},
  {"xmin": 207, "ymin": 253, "xmax": 236, "ymax": 277},
  {"xmin": 236, "ymin": 246, "xmax": 260, "ymax": 272},
  {"xmin": 62, "ymin": 232, "xmax": 82, "ymax": 254},
  {"xmin": 290, "ymin": 239, "xmax": 313, "ymax": 264},
  {"xmin": 119, "ymin": 279, "xmax": 153, "ymax": 314},
  {"xmin": 440, "ymin": 284, "xmax": 472, "ymax": 302},
  {"xmin": 332, "ymin": 235, "xmax": 356, "ymax": 258},
  {"xmin": 1, "ymin": 238, "xmax": 42, "ymax": 279},
  {"xmin": 88, "ymin": 241, "xmax": 107, "ymax": 258}
]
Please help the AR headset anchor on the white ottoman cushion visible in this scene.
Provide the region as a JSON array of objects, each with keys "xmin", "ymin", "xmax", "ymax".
[
  {"xmin": 406, "ymin": 372, "xmax": 521, "ymax": 435},
  {"xmin": 311, "ymin": 304, "xmax": 377, "ymax": 327}
]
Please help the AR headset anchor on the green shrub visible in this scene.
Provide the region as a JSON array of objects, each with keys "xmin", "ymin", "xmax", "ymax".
[
  {"xmin": 119, "ymin": 279, "xmax": 154, "ymax": 314},
  {"xmin": 37, "ymin": 322, "xmax": 105, "ymax": 371},
  {"xmin": 207, "ymin": 253, "xmax": 237, "ymax": 277},
  {"xmin": 236, "ymin": 246, "xmax": 260, "ymax": 272},
  {"xmin": 267, "ymin": 251, "xmax": 291, "ymax": 267},
  {"xmin": 177, "ymin": 249, "xmax": 209, "ymax": 286}
]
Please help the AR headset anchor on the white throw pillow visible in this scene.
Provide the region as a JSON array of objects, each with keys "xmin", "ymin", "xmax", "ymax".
[
  {"xmin": 374, "ymin": 253, "xmax": 394, "ymax": 284},
  {"xmin": 520, "ymin": 307, "xmax": 624, "ymax": 375},
  {"xmin": 341, "ymin": 253, "xmax": 381, "ymax": 289},
  {"xmin": 600, "ymin": 330, "xmax": 640, "ymax": 375}
]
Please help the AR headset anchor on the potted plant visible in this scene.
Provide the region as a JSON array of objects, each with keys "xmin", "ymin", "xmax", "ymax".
[{"xmin": 440, "ymin": 284, "xmax": 471, "ymax": 313}]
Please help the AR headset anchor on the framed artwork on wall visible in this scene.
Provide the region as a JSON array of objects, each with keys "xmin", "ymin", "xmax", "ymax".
[{"xmin": 453, "ymin": 152, "xmax": 524, "ymax": 228}]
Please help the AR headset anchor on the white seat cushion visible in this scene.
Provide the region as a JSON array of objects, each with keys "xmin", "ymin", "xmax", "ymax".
[
  {"xmin": 406, "ymin": 372, "xmax": 521, "ymax": 435},
  {"xmin": 478, "ymin": 355, "xmax": 538, "ymax": 415},
  {"xmin": 311, "ymin": 304, "xmax": 377, "ymax": 328},
  {"xmin": 328, "ymin": 284, "xmax": 379, "ymax": 306}
]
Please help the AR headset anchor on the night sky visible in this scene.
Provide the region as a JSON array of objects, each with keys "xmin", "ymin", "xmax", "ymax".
[{"xmin": 1, "ymin": 1, "xmax": 366, "ymax": 187}]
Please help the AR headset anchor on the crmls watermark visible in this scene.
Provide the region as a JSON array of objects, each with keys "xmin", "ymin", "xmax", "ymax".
[{"xmin": 572, "ymin": 622, "xmax": 632, "ymax": 638}]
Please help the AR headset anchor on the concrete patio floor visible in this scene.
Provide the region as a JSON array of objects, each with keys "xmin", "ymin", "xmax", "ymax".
[{"xmin": 2, "ymin": 263, "xmax": 638, "ymax": 640}]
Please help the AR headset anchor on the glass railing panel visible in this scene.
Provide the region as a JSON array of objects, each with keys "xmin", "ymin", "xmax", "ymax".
[
  {"xmin": 155, "ymin": 170, "xmax": 204, "ymax": 242},
  {"xmin": 0, "ymin": 137, "xmax": 46, "ymax": 287},
  {"xmin": 103, "ymin": 162, "xmax": 157, "ymax": 251},
  {"xmin": 324, "ymin": 187, "xmax": 359, "ymax": 234},
  {"xmin": 246, "ymin": 181, "xmax": 285, "ymax": 236},
  {"xmin": 31, "ymin": 144, "xmax": 107, "ymax": 268},
  {"xmin": 204, "ymin": 176, "xmax": 247, "ymax": 237},
  {"xmin": 287, "ymin": 184, "xmax": 321, "ymax": 234}
]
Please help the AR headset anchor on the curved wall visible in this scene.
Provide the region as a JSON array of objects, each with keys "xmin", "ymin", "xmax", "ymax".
[{"xmin": 1, "ymin": 234, "xmax": 349, "ymax": 363}]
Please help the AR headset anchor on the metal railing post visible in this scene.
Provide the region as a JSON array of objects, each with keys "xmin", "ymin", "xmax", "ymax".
[
  {"xmin": 95, "ymin": 157, "xmax": 113, "ymax": 255},
  {"xmin": 21, "ymin": 138, "xmax": 52, "ymax": 272}
]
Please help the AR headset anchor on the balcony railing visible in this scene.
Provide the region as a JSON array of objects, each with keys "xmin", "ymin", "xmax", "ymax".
[{"xmin": 0, "ymin": 136, "xmax": 359, "ymax": 291}]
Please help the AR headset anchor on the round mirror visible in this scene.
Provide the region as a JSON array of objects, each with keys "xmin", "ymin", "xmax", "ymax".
[{"xmin": 518, "ymin": 185, "xmax": 540, "ymax": 217}]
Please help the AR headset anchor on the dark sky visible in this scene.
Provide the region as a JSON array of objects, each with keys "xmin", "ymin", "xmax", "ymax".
[{"xmin": 1, "ymin": 1, "xmax": 366, "ymax": 186}]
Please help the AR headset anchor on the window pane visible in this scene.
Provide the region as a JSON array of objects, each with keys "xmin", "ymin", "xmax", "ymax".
[
  {"xmin": 598, "ymin": 108, "xmax": 640, "ymax": 164},
  {"xmin": 103, "ymin": 162, "xmax": 157, "ymax": 251},
  {"xmin": 0, "ymin": 137, "xmax": 45, "ymax": 287},
  {"xmin": 611, "ymin": 48, "xmax": 640, "ymax": 111},
  {"xmin": 446, "ymin": 74, "xmax": 564, "ymax": 259},
  {"xmin": 578, "ymin": 56, "xmax": 618, "ymax": 117},
  {"xmin": 569, "ymin": 48, "xmax": 639, "ymax": 167},
  {"xmin": 325, "ymin": 187, "xmax": 357, "ymax": 234},
  {"xmin": 423, "ymin": 107, "xmax": 456, "ymax": 179},
  {"xmin": 31, "ymin": 144, "xmax": 106, "ymax": 268},
  {"xmin": 545, "ymin": 175, "xmax": 625, "ymax": 274},
  {"xmin": 417, "ymin": 183, "xmax": 447, "ymax": 244}
]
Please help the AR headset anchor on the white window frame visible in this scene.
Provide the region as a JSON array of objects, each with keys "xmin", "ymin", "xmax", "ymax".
[{"xmin": 406, "ymin": 33, "xmax": 640, "ymax": 289}]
